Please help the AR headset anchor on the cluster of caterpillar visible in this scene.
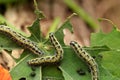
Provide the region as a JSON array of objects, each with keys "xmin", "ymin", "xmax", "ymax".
[
  {"xmin": 27, "ymin": 32, "xmax": 63, "ymax": 65},
  {"xmin": 0, "ymin": 25, "xmax": 63, "ymax": 65},
  {"xmin": 0, "ymin": 25, "xmax": 99, "ymax": 80}
]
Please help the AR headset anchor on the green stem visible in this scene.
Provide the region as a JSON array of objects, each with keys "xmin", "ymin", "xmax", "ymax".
[
  {"xmin": 46, "ymin": 17, "xmax": 60, "ymax": 39},
  {"xmin": 98, "ymin": 18, "xmax": 117, "ymax": 28},
  {"xmin": 64, "ymin": 0, "xmax": 99, "ymax": 30},
  {"xmin": 34, "ymin": 0, "xmax": 45, "ymax": 19}
]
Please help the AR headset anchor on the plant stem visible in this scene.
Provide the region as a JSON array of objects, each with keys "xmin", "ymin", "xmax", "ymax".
[
  {"xmin": 46, "ymin": 17, "xmax": 60, "ymax": 39},
  {"xmin": 64, "ymin": 0, "xmax": 99, "ymax": 30}
]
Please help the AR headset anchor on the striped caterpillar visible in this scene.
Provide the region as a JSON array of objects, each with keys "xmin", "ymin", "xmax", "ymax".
[
  {"xmin": 70, "ymin": 41, "xmax": 99, "ymax": 80},
  {"xmin": 27, "ymin": 32, "xmax": 63, "ymax": 65},
  {"xmin": 0, "ymin": 25, "xmax": 44, "ymax": 56}
]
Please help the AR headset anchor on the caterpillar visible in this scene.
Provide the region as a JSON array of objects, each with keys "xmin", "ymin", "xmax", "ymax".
[
  {"xmin": 0, "ymin": 25, "xmax": 44, "ymax": 56},
  {"xmin": 70, "ymin": 41, "xmax": 99, "ymax": 80},
  {"xmin": 27, "ymin": 32, "xmax": 63, "ymax": 65}
]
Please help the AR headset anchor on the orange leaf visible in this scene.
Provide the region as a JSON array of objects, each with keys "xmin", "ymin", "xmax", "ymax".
[{"xmin": 0, "ymin": 65, "xmax": 12, "ymax": 80}]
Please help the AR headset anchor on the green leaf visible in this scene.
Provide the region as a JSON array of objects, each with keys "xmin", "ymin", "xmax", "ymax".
[
  {"xmin": 85, "ymin": 45, "xmax": 111, "ymax": 59},
  {"xmin": 100, "ymin": 51, "xmax": 120, "ymax": 78},
  {"xmin": 55, "ymin": 20, "xmax": 73, "ymax": 46},
  {"xmin": 10, "ymin": 52, "xmax": 42, "ymax": 80},
  {"xmin": 28, "ymin": 19, "xmax": 43, "ymax": 42},
  {"xmin": 90, "ymin": 27, "xmax": 120, "ymax": 79},
  {"xmin": 91, "ymin": 27, "xmax": 120, "ymax": 49},
  {"xmin": 0, "ymin": 34, "xmax": 21, "ymax": 50},
  {"xmin": 42, "ymin": 66, "xmax": 64, "ymax": 80}
]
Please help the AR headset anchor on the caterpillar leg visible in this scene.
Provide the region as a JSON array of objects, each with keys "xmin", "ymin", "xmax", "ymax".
[
  {"xmin": 70, "ymin": 41, "xmax": 99, "ymax": 80},
  {"xmin": 27, "ymin": 32, "xmax": 63, "ymax": 65}
]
